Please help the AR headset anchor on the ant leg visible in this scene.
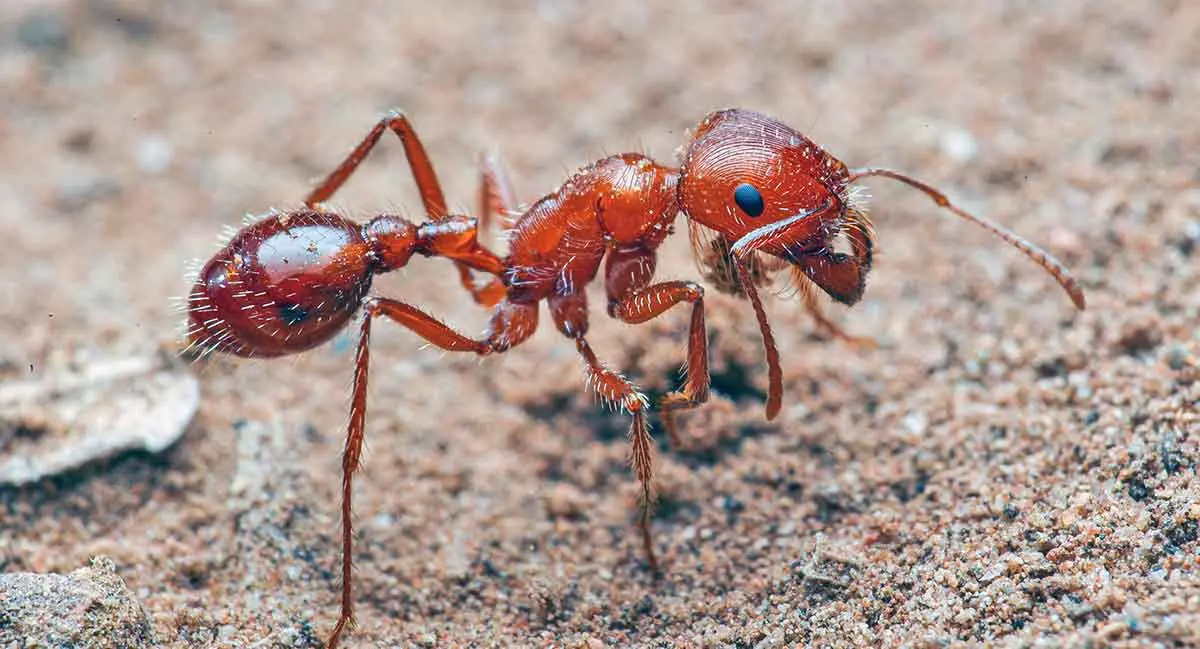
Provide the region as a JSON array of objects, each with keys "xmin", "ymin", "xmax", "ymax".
[
  {"xmin": 459, "ymin": 271, "xmax": 507, "ymax": 309},
  {"xmin": 791, "ymin": 271, "xmax": 877, "ymax": 349},
  {"xmin": 602, "ymin": 246, "xmax": 708, "ymax": 446},
  {"xmin": 451, "ymin": 151, "xmax": 519, "ymax": 308},
  {"xmin": 727, "ymin": 199, "xmax": 836, "ymax": 421},
  {"xmin": 301, "ymin": 111, "xmax": 499, "ymax": 304},
  {"xmin": 328, "ymin": 314, "xmax": 372, "ymax": 649},
  {"xmin": 484, "ymin": 299, "xmax": 539, "ymax": 352},
  {"xmin": 608, "ymin": 281, "xmax": 709, "ymax": 448},
  {"xmin": 478, "ymin": 150, "xmax": 519, "ymax": 235},
  {"xmin": 327, "ymin": 298, "xmax": 492, "ymax": 648},
  {"xmin": 365, "ymin": 297, "xmax": 492, "ymax": 353},
  {"xmin": 305, "ymin": 110, "xmax": 447, "ymax": 215},
  {"xmin": 573, "ymin": 335, "xmax": 659, "ymax": 574},
  {"xmin": 411, "ymin": 217, "xmax": 507, "ymax": 307},
  {"xmin": 547, "ymin": 290, "xmax": 659, "ymax": 573}
]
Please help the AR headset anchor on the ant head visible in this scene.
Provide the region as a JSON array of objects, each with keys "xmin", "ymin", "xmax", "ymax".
[
  {"xmin": 678, "ymin": 109, "xmax": 850, "ymax": 258},
  {"xmin": 183, "ymin": 209, "xmax": 373, "ymax": 358}
]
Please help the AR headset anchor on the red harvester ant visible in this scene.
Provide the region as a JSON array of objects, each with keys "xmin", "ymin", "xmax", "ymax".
[{"xmin": 183, "ymin": 108, "xmax": 1085, "ymax": 647}]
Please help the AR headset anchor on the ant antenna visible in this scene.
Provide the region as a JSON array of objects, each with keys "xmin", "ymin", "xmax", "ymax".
[{"xmin": 848, "ymin": 167, "xmax": 1086, "ymax": 311}]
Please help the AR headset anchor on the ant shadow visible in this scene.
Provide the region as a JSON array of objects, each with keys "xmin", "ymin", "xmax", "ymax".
[{"xmin": 518, "ymin": 350, "xmax": 772, "ymax": 463}]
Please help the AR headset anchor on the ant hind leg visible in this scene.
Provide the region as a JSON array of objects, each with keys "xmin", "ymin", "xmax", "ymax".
[
  {"xmin": 455, "ymin": 151, "xmax": 520, "ymax": 308},
  {"xmin": 303, "ymin": 112, "xmax": 508, "ymax": 307},
  {"xmin": 326, "ymin": 297, "xmax": 491, "ymax": 648}
]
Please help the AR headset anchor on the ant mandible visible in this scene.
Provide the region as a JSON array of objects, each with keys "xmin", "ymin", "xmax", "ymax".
[{"xmin": 184, "ymin": 108, "xmax": 1085, "ymax": 648}]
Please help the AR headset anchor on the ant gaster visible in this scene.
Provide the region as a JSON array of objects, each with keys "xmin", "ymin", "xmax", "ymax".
[{"xmin": 184, "ymin": 108, "xmax": 1085, "ymax": 648}]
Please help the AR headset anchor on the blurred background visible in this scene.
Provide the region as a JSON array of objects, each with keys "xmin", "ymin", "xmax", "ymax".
[{"xmin": 1, "ymin": 1, "xmax": 1197, "ymax": 646}]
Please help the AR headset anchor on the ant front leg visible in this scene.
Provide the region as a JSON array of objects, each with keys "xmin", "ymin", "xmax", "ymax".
[
  {"xmin": 727, "ymin": 198, "xmax": 840, "ymax": 421},
  {"xmin": 735, "ymin": 261, "xmax": 784, "ymax": 421},
  {"xmin": 327, "ymin": 297, "xmax": 491, "ymax": 649},
  {"xmin": 794, "ymin": 278, "xmax": 878, "ymax": 349},
  {"xmin": 604, "ymin": 248, "xmax": 709, "ymax": 448}
]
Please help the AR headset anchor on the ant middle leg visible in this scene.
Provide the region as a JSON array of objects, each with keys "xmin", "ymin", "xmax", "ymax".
[
  {"xmin": 549, "ymin": 291, "xmax": 661, "ymax": 574},
  {"xmin": 574, "ymin": 334, "xmax": 659, "ymax": 574}
]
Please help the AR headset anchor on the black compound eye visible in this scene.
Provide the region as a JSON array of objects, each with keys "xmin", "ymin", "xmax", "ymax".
[
  {"xmin": 279, "ymin": 302, "xmax": 310, "ymax": 326},
  {"xmin": 733, "ymin": 183, "xmax": 765, "ymax": 217}
]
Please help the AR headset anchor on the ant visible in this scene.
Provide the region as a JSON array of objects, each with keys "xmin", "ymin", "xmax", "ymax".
[{"xmin": 183, "ymin": 108, "xmax": 1085, "ymax": 648}]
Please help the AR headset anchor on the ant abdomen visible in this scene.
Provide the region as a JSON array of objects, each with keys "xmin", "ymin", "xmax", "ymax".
[{"xmin": 185, "ymin": 209, "xmax": 374, "ymax": 358}]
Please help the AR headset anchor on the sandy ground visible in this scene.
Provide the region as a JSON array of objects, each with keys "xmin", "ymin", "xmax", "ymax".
[{"xmin": 1, "ymin": 1, "xmax": 1198, "ymax": 647}]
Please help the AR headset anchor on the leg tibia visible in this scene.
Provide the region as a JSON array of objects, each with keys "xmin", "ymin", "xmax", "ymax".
[
  {"xmin": 306, "ymin": 110, "xmax": 447, "ymax": 216},
  {"xmin": 328, "ymin": 313, "xmax": 373, "ymax": 649},
  {"xmin": 305, "ymin": 112, "xmax": 507, "ymax": 310}
]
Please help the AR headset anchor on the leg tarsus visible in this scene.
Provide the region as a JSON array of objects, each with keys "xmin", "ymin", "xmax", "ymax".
[
  {"xmin": 574, "ymin": 336, "xmax": 660, "ymax": 573},
  {"xmin": 328, "ymin": 313, "xmax": 373, "ymax": 649},
  {"xmin": 637, "ymin": 479, "xmax": 661, "ymax": 578},
  {"xmin": 326, "ymin": 297, "xmax": 497, "ymax": 647}
]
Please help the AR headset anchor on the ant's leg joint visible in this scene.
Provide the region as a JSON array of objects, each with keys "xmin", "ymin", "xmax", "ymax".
[
  {"xmin": 607, "ymin": 280, "xmax": 711, "ymax": 446},
  {"xmin": 382, "ymin": 108, "xmax": 409, "ymax": 121}
]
